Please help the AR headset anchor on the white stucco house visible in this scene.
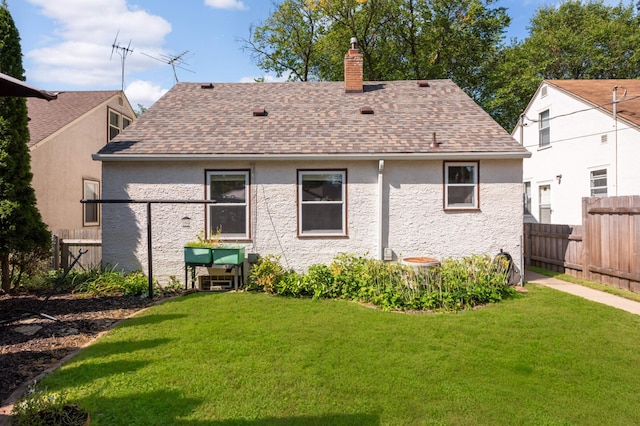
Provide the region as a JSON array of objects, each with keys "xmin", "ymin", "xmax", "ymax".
[
  {"xmin": 94, "ymin": 44, "xmax": 530, "ymax": 285},
  {"xmin": 514, "ymin": 80, "xmax": 640, "ymax": 225}
]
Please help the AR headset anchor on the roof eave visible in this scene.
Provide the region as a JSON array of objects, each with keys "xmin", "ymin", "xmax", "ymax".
[{"xmin": 93, "ymin": 151, "xmax": 531, "ymax": 162}]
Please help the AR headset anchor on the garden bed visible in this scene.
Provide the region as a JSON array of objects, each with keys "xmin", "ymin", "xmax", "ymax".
[{"xmin": 0, "ymin": 293, "xmax": 166, "ymax": 404}]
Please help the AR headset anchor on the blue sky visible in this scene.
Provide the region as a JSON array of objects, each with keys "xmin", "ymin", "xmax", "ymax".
[{"xmin": 10, "ymin": 0, "xmax": 549, "ymax": 109}]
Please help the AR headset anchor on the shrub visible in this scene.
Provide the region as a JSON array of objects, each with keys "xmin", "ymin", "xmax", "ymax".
[
  {"xmin": 274, "ymin": 270, "xmax": 308, "ymax": 297},
  {"xmin": 245, "ymin": 255, "xmax": 287, "ymax": 294},
  {"xmin": 304, "ymin": 264, "xmax": 334, "ymax": 299},
  {"xmin": 247, "ymin": 253, "xmax": 516, "ymax": 312}
]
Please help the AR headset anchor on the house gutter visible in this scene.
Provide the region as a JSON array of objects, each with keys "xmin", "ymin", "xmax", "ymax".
[
  {"xmin": 377, "ymin": 160, "xmax": 384, "ymax": 261},
  {"xmin": 93, "ymin": 151, "xmax": 531, "ymax": 162}
]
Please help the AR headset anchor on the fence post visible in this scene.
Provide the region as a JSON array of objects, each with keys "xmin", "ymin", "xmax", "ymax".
[
  {"xmin": 60, "ymin": 240, "xmax": 69, "ymax": 271},
  {"xmin": 52, "ymin": 235, "xmax": 59, "ymax": 270},
  {"xmin": 524, "ymin": 223, "xmax": 531, "ymax": 266},
  {"xmin": 581, "ymin": 197, "xmax": 590, "ymax": 281}
]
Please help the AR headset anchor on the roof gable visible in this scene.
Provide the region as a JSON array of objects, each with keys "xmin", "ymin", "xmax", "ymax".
[
  {"xmin": 546, "ymin": 79, "xmax": 640, "ymax": 128},
  {"xmin": 99, "ymin": 80, "xmax": 527, "ymax": 158},
  {"xmin": 27, "ymin": 90, "xmax": 124, "ymax": 147}
]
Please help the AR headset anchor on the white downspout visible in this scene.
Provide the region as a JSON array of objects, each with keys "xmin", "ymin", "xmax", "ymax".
[{"xmin": 378, "ymin": 159, "xmax": 384, "ymax": 260}]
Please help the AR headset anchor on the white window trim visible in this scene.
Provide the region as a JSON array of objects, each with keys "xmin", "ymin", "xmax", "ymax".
[
  {"xmin": 589, "ymin": 168, "xmax": 608, "ymax": 197},
  {"xmin": 444, "ymin": 162, "xmax": 479, "ymax": 210},
  {"xmin": 298, "ymin": 170, "xmax": 347, "ymax": 237},
  {"xmin": 206, "ymin": 170, "xmax": 250, "ymax": 239},
  {"xmin": 83, "ymin": 179, "xmax": 100, "ymax": 226},
  {"xmin": 108, "ymin": 108, "xmax": 132, "ymax": 141}
]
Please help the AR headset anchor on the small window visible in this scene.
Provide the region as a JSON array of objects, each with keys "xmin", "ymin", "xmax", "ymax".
[
  {"xmin": 108, "ymin": 109, "xmax": 133, "ymax": 141},
  {"xmin": 206, "ymin": 170, "xmax": 250, "ymax": 239},
  {"xmin": 539, "ymin": 110, "xmax": 550, "ymax": 147},
  {"xmin": 524, "ymin": 182, "xmax": 532, "ymax": 215},
  {"xmin": 83, "ymin": 179, "xmax": 100, "ymax": 226},
  {"xmin": 298, "ymin": 170, "xmax": 346, "ymax": 236},
  {"xmin": 590, "ymin": 169, "xmax": 607, "ymax": 197},
  {"xmin": 444, "ymin": 162, "xmax": 479, "ymax": 210}
]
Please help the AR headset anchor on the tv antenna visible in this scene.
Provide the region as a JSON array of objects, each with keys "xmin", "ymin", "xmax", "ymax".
[
  {"xmin": 141, "ymin": 50, "xmax": 195, "ymax": 83},
  {"xmin": 110, "ymin": 31, "xmax": 134, "ymax": 90}
]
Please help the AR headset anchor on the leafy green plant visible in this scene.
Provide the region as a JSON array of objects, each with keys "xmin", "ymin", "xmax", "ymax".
[
  {"xmin": 70, "ymin": 267, "xmax": 154, "ymax": 297},
  {"xmin": 123, "ymin": 271, "xmax": 149, "ymax": 296},
  {"xmin": 11, "ymin": 387, "xmax": 89, "ymax": 426},
  {"xmin": 184, "ymin": 228, "xmax": 222, "ymax": 248},
  {"xmin": 163, "ymin": 275, "xmax": 184, "ymax": 294},
  {"xmin": 247, "ymin": 253, "xmax": 516, "ymax": 312},
  {"xmin": 245, "ymin": 254, "xmax": 287, "ymax": 294}
]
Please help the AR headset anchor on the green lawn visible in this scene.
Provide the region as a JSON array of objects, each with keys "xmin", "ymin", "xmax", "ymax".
[{"xmin": 38, "ymin": 287, "xmax": 640, "ymax": 425}]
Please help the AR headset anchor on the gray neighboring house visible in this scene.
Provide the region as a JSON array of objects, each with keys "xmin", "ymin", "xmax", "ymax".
[
  {"xmin": 27, "ymin": 91, "xmax": 135, "ymax": 236},
  {"xmin": 96, "ymin": 45, "xmax": 530, "ymax": 285}
]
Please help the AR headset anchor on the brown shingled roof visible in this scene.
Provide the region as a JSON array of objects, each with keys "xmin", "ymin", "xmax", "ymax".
[
  {"xmin": 547, "ymin": 79, "xmax": 640, "ymax": 128},
  {"xmin": 27, "ymin": 91, "xmax": 122, "ymax": 147},
  {"xmin": 98, "ymin": 80, "xmax": 527, "ymax": 157}
]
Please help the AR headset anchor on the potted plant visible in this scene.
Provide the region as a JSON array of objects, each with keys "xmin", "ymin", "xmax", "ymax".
[{"xmin": 11, "ymin": 387, "xmax": 90, "ymax": 426}]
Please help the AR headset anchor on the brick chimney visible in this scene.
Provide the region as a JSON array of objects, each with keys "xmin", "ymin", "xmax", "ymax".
[{"xmin": 344, "ymin": 37, "xmax": 363, "ymax": 93}]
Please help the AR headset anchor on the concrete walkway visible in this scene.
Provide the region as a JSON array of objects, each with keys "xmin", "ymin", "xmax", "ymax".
[{"xmin": 524, "ymin": 270, "xmax": 640, "ymax": 316}]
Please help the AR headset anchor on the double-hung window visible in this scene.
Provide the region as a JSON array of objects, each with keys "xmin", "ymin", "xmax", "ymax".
[
  {"xmin": 444, "ymin": 162, "xmax": 479, "ymax": 210},
  {"xmin": 298, "ymin": 170, "xmax": 346, "ymax": 236},
  {"xmin": 590, "ymin": 169, "xmax": 607, "ymax": 197},
  {"xmin": 206, "ymin": 170, "xmax": 250, "ymax": 239},
  {"xmin": 83, "ymin": 179, "xmax": 100, "ymax": 226},
  {"xmin": 109, "ymin": 109, "xmax": 132, "ymax": 141},
  {"xmin": 539, "ymin": 110, "xmax": 550, "ymax": 147}
]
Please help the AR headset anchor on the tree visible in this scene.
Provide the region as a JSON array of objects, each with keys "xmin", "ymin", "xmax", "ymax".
[
  {"xmin": 135, "ymin": 103, "xmax": 148, "ymax": 117},
  {"xmin": 240, "ymin": 0, "xmax": 326, "ymax": 81},
  {"xmin": 483, "ymin": 0, "xmax": 640, "ymax": 130},
  {"xmin": 0, "ymin": 4, "xmax": 51, "ymax": 291},
  {"xmin": 241, "ymin": 0, "xmax": 510, "ymax": 99}
]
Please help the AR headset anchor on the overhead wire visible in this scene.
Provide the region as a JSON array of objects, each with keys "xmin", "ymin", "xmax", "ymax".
[
  {"xmin": 521, "ymin": 93, "xmax": 640, "ymax": 124},
  {"xmin": 517, "ymin": 90, "xmax": 640, "ymax": 149}
]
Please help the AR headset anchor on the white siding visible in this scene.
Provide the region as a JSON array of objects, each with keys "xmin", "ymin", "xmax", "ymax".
[
  {"xmin": 102, "ymin": 159, "xmax": 524, "ymax": 284},
  {"xmin": 517, "ymin": 83, "xmax": 640, "ymax": 225}
]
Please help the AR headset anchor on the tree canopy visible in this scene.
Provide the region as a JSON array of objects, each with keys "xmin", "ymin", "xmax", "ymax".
[
  {"xmin": 483, "ymin": 0, "xmax": 640, "ymax": 130},
  {"xmin": 242, "ymin": 0, "xmax": 510, "ymax": 92},
  {"xmin": 242, "ymin": 0, "xmax": 640, "ymax": 131}
]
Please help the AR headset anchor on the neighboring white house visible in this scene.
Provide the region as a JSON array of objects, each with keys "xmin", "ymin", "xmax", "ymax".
[
  {"xmin": 514, "ymin": 80, "xmax": 640, "ymax": 225},
  {"xmin": 94, "ymin": 44, "xmax": 530, "ymax": 285}
]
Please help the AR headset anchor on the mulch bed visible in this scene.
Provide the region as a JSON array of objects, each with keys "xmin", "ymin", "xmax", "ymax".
[{"xmin": 0, "ymin": 292, "xmax": 178, "ymax": 405}]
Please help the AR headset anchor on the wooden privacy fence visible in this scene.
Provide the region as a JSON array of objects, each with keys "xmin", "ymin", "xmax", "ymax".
[
  {"xmin": 524, "ymin": 195, "xmax": 640, "ymax": 292},
  {"xmin": 52, "ymin": 229, "xmax": 102, "ymax": 271}
]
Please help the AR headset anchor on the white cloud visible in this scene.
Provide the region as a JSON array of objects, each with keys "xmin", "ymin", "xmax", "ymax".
[
  {"xmin": 25, "ymin": 0, "xmax": 172, "ymax": 89},
  {"xmin": 125, "ymin": 80, "xmax": 168, "ymax": 109},
  {"xmin": 204, "ymin": 0, "xmax": 247, "ymax": 10}
]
